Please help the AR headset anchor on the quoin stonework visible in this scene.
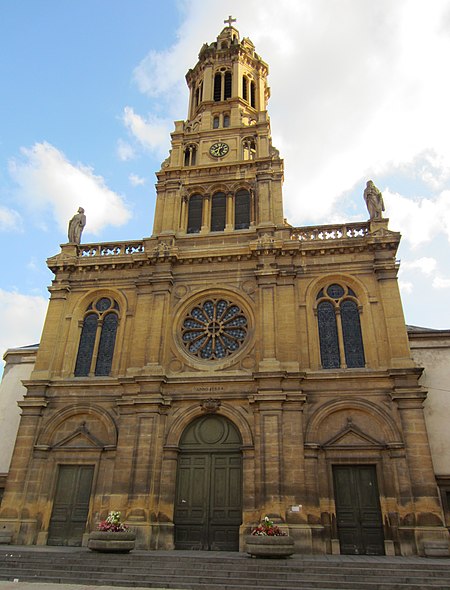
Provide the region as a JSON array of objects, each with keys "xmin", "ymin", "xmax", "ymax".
[{"xmin": 1, "ymin": 20, "xmax": 448, "ymax": 557}]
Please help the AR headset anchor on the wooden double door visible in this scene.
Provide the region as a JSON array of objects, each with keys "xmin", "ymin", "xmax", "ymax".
[
  {"xmin": 47, "ymin": 465, "xmax": 94, "ymax": 546},
  {"xmin": 174, "ymin": 416, "xmax": 242, "ymax": 550},
  {"xmin": 333, "ymin": 465, "xmax": 385, "ymax": 555}
]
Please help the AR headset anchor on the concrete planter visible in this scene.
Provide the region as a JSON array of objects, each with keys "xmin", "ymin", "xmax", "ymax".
[
  {"xmin": 87, "ymin": 531, "xmax": 136, "ymax": 553},
  {"xmin": 245, "ymin": 534, "xmax": 295, "ymax": 558}
]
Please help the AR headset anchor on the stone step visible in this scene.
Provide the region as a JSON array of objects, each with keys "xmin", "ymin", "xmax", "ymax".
[
  {"xmin": 0, "ymin": 549, "xmax": 449, "ymax": 590},
  {"xmin": 2, "ymin": 561, "xmax": 450, "ymax": 583}
]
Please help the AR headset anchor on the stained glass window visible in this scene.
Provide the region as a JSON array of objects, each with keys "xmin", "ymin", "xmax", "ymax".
[
  {"xmin": 95, "ymin": 313, "xmax": 118, "ymax": 376},
  {"xmin": 341, "ymin": 300, "xmax": 365, "ymax": 368},
  {"xmin": 317, "ymin": 284, "xmax": 365, "ymax": 369},
  {"xmin": 181, "ymin": 298, "xmax": 248, "ymax": 360},
  {"xmin": 74, "ymin": 298, "xmax": 119, "ymax": 377},
  {"xmin": 74, "ymin": 314, "xmax": 98, "ymax": 376},
  {"xmin": 317, "ymin": 301, "xmax": 340, "ymax": 369}
]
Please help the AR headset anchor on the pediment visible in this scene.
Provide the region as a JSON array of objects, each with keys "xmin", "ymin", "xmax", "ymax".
[
  {"xmin": 53, "ymin": 422, "xmax": 105, "ymax": 450},
  {"xmin": 323, "ymin": 419, "xmax": 384, "ymax": 449}
]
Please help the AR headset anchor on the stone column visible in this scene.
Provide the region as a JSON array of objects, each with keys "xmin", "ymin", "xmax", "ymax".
[
  {"xmin": 255, "ymin": 265, "xmax": 281, "ymax": 371},
  {"xmin": 392, "ymin": 385, "xmax": 449, "ymax": 555},
  {"xmin": 201, "ymin": 194, "xmax": 210, "ymax": 234},
  {"xmin": 225, "ymin": 191, "xmax": 234, "ymax": 231},
  {"xmin": 144, "ymin": 265, "xmax": 173, "ymax": 373}
]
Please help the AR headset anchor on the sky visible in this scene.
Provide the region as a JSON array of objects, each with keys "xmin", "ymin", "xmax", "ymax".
[{"xmin": 1, "ymin": 0, "xmax": 450, "ymax": 365}]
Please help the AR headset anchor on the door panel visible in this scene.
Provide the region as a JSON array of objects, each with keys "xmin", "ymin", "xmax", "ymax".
[
  {"xmin": 333, "ymin": 465, "xmax": 384, "ymax": 555},
  {"xmin": 175, "ymin": 452, "xmax": 242, "ymax": 550},
  {"xmin": 48, "ymin": 465, "xmax": 94, "ymax": 546}
]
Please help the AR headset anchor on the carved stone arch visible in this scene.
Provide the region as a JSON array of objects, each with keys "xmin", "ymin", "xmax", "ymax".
[
  {"xmin": 37, "ymin": 403, "xmax": 118, "ymax": 449},
  {"xmin": 230, "ymin": 180, "xmax": 253, "ymax": 193},
  {"xmin": 305, "ymin": 273, "xmax": 373, "ymax": 370},
  {"xmin": 305, "ymin": 273, "xmax": 370, "ymax": 311},
  {"xmin": 165, "ymin": 402, "xmax": 253, "ymax": 449},
  {"xmin": 70, "ymin": 288, "xmax": 128, "ymax": 319},
  {"xmin": 305, "ymin": 398, "xmax": 402, "ymax": 448},
  {"xmin": 68, "ymin": 290, "xmax": 126, "ymax": 378},
  {"xmin": 208, "ymin": 182, "xmax": 230, "ymax": 196},
  {"xmin": 186, "ymin": 186, "xmax": 207, "ymax": 198}
]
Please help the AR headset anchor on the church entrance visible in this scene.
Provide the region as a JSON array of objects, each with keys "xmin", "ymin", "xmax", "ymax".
[
  {"xmin": 174, "ymin": 415, "xmax": 242, "ymax": 550},
  {"xmin": 47, "ymin": 465, "xmax": 94, "ymax": 546},
  {"xmin": 333, "ymin": 465, "xmax": 385, "ymax": 555}
]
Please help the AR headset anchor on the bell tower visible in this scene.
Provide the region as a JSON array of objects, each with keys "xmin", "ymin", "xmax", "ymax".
[{"xmin": 152, "ymin": 18, "xmax": 284, "ymax": 238}]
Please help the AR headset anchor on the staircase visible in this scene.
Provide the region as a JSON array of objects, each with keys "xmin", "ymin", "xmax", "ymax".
[{"xmin": 0, "ymin": 547, "xmax": 450, "ymax": 590}]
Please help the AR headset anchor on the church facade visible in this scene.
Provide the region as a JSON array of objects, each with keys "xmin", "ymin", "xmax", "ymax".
[{"xmin": 1, "ymin": 23, "xmax": 448, "ymax": 556}]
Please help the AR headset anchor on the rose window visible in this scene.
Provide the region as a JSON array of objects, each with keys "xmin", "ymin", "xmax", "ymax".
[{"xmin": 181, "ymin": 298, "xmax": 248, "ymax": 360}]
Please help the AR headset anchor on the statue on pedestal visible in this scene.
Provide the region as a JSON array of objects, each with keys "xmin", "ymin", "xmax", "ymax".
[
  {"xmin": 68, "ymin": 207, "xmax": 86, "ymax": 244},
  {"xmin": 364, "ymin": 180, "xmax": 384, "ymax": 220}
]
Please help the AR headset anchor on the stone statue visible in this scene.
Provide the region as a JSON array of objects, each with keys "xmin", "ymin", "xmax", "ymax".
[
  {"xmin": 364, "ymin": 180, "xmax": 385, "ymax": 221},
  {"xmin": 68, "ymin": 207, "xmax": 86, "ymax": 244}
]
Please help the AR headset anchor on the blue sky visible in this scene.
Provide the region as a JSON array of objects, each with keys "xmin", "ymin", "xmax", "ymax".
[{"xmin": 1, "ymin": 0, "xmax": 450, "ymax": 362}]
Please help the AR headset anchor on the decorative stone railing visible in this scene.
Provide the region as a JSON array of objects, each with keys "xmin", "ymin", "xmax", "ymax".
[
  {"xmin": 75, "ymin": 222, "xmax": 371, "ymax": 259},
  {"xmin": 290, "ymin": 222, "xmax": 369, "ymax": 242},
  {"xmin": 80, "ymin": 241, "xmax": 145, "ymax": 257}
]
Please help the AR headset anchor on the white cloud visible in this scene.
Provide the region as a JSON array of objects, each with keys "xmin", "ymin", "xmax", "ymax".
[
  {"xmin": 432, "ymin": 277, "xmax": 450, "ymax": 289},
  {"xmin": 401, "ymin": 257, "xmax": 438, "ymax": 275},
  {"xmin": 9, "ymin": 142, "xmax": 132, "ymax": 236},
  {"xmin": 399, "ymin": 280, "xmax": 413, "ymax": 295},
  {"xmin": 116, "ymin": 139, "xmax": 136, "ymax": 161},
  {"xmin": 385, "ymin": 189, "xmax": 450, "ymax": 247},
  {"xmin": 0, "ymin": 206, "xmax": 22, "ymax": 232},
  {"xmin": 0, "ymin": 289, "xmax": 48, "ymax": 359},
  {"xmin": 129, "ymin": 173, "xmax": 146, "ymax": 186},
  {"xmin": 131, "ymin": 0, "xmax": 450, "ymax": 225},
  {"xmin": 122, "ymin": 107, "xmax": 172, "ymax": 158}
]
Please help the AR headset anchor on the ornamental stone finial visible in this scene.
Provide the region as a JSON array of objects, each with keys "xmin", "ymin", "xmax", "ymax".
[{"xmin": 363, "ymin": 180, "xmax": 385, "ymax": 221}]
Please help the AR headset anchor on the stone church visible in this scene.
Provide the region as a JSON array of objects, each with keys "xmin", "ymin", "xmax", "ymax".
[{"xmin": 0, "ymin": 21, "xmax": 448, "ymax": 557}]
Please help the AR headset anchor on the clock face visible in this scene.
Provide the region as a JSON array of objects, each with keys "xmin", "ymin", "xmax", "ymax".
[{"xmin": 209, "ymin": 142, "xmax": 229, "ymax": 158}]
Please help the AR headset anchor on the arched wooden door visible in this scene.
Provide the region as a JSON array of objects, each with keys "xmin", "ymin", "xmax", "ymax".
[{"xmin": 174, "ymin": 415, "xmax": 242, "ymax": 550}]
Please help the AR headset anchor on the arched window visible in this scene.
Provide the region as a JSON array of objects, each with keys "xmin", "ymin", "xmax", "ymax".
[
  {"xmin": 74, "ymin": 297, "xmax": 119, "ymax": 377},
  {"xmin": 213, "ymin": 116, "xmax": 220, "ymax": 129},
  {"xmin": 213, "ymin": 70, "xmax": 232, "ymax": 101},
  {"xmin": 223, "ymin": 114, "xmax": 230, "ymax": 127},
  {"xmin": 242, "ymin": 76, "xmax": 248, "ymax": 101},
  {"xmin": 235, "ymin": 189, "xmax": 250, "ymax": 230},
  {"xmin": 316, "ymin": 284, "xmax": 365, "ymax": 369},
  {"xmin": 250, "ymin": 81, "xmax": 256, "ymax": 108},
  {"xmin": 211, "ymin": 192, "xmax": 226, "ymax": 232},
  {"xmin": 213, "ymin": 73, "xmax": 222, "ymax": 102},
  {"xmin": 187, "ymin": 194, "xmax": 203, "ymax": 234},
  {"xmin": 184, "ymin": 144, "xmax": 197, "ymax": 166},
  {"xmin": 224, "ymin": 72, "xmax": 232, "ymax": 99}
]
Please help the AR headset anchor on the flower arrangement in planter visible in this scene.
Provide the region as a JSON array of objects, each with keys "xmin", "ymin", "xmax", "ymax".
[
  {"xmin": 246, "ymin": 516, "xmax": 294, "ymax": 558},
  {"xmin": 88, "ymin": 511, "xmax": 136, "ymax": 553},
  {"xmin": 97, "ymin": 511, "xmax": 129, "ymax": 532},
  {"xmin": 251, "ymin": 516, "xmax": 287, "ymax": 537}
]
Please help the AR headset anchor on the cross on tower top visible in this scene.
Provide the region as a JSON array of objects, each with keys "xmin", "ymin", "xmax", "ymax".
[{"xmin": 224, "ymin": 15, "xmax": 237, "ymax": 28}]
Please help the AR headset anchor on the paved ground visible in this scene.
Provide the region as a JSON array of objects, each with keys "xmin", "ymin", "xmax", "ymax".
[
  {"xmin": 0, "ymin": 581, "xmax": 178, "ymax": 590},
  {"xmin": 0, "ymin": 584, "xmax": 175, "ymax": 590}
]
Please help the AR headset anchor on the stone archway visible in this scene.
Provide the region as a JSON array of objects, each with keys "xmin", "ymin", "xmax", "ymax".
[{"xmin": 174, "ymin": 414, "xmax": 242, "ymax": 550}]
